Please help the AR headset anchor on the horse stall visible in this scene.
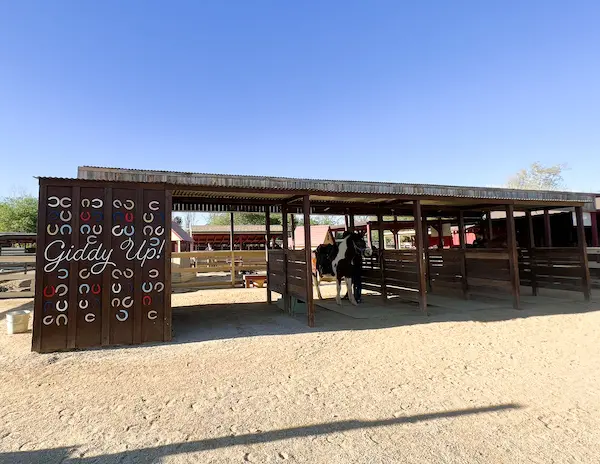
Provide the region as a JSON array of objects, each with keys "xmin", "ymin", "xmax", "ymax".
[{"xmin": 28, "ymin": 166, "xmax": 595, "ymax": 353}]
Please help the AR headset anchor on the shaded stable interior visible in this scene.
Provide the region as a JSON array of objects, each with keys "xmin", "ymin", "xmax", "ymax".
[{"xmin": 33, "ymin": 167, "xmax": 596, "ymax": 352}]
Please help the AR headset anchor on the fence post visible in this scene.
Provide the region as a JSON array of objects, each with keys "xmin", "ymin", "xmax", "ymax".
[{"xmin": 576, "ymin": 206, "xmax": 592, "ymax": 301}]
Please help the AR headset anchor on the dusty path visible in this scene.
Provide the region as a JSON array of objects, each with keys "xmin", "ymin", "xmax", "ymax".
[{"xmin": 1, "ymin": 289, "xmax": 599, "ymax": 463}]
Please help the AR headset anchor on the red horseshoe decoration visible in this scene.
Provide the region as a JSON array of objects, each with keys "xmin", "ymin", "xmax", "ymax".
[
  {"xmin": 125, "ymin": 212, "xmax": 134, "ymax": 223},
  {"xmin": 43, "ymin": 285, "xmax": 56, "ymax": 297},
  {"xmin": 80, "ymin": 211, "xmax": 91, "ymax": 222},
  {"xmin": 91, "ymin": 284, "xmax": 102, "ymax": 295},
  {"xmin": 142, "ymin": 295, "xmax": 152, "ymax": 306}
]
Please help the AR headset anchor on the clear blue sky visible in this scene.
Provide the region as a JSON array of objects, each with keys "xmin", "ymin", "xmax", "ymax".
[{"xmin": 1, "ymin": 0, "xmax": 599, "ymax": 198}]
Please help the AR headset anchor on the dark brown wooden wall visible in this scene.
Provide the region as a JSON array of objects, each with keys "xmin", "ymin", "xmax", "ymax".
[{"xmin": 33, "ymin": 179, "xmax": 172, "ymax": 353}]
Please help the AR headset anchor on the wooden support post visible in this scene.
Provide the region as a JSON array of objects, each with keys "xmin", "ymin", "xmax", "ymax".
[
  {"xmin": 303, "ymin": 196, "xmax": 315, "ymax": 327},
  {"xmin": 413, "ymin": 201, "xmax": 427, "ymax": 312},
  {"xmin": 487, "ymin": 210, "xmax": 494, "ymax": 241},
  {"xmin": 344, "ymin": 214, "xmax": 349, "ymax": 232},
  {"xmin": 422, "ymin": 217, "xmax": 431, "ymax": 290},
  {"xmin": 526, "ymin": 210, "xmax": 537, "ymax": 296},
  {"xmin": 349, "ymin": 214, "xmax": 355, "ymax": 232},
  {"xmin": 377, "ymin": 211, "xmax": 387, "ymax": 301},
  {"xmin": 366, "ymin": 222, "xmax": 372, "ymax": 248},
  {"xmin": 290, "ymin": 214, "xmax": 296, "ymax": 250},
  {"xmin": 282, "ymin": 204, "xmax": 289, "ymax": 314},
  {"xmin": 393, "ymin": 215, "xmax": 399, "ymax": 249},
  {"xmin": 230, "ymin": 212, "xmax": 235, "ymax": 287},
  {"xmin": 591, "ymin": 212, "xmax": 599, "ymax": 247},
  {"xmin": 437, "ymin": 217, "xmax": 444, "ymax": 249},
  {"xmin": 506, "ymin": 205, "xmax": 521, "ymax": 309},
  {"xmin": 458, "ymin": 211, "xmax": 468, "ymax": 299},
  {"xmin": 265, "ymin": 208, "xmax": 272, "ymax": 304},
  {"xmin": 575, "ymin": 206, "xmax": 592, "ymax": 301},
  {"xmin": 544, "ymin": 209, "xmax": 552, "ymax": 247}
]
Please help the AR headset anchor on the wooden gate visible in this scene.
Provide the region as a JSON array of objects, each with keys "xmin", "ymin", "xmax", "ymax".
[{"xmin": 32, "ymin": 178, "xmax": 172, "ymax": 353}]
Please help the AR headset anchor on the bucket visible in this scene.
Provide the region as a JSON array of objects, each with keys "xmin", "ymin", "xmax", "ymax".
[{"xmin": 6, "ymin": 309, "xmax": 31, "ymax": 335}]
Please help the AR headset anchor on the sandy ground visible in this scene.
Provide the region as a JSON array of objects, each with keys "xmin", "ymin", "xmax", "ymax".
[{"xmin": 1, "ymin": 286, "xmax": 599, "ymax": 464}]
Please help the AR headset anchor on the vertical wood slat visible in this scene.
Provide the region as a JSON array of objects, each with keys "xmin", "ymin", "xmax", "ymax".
[
  {"xmin": 576, "ymin": 206, "xmax": 592, "ymax": 301},
  {"xmin": 66, "ymin": 186, "xmax": 80, "ymax": 349},
  {"xmin": 290, "ymin": 214, "xmax": 296, "ymax": 250},
  {"xmin": 265, "ymin": 209, "xmax": 272, "ymax": 304},
  {"xmin": 32, "ymin": 182, "xmax": 48, "ymax": 352},
  {"xmin": 458, "ymin": 210, "xmax": 468, "ymax": 299},
  {"xmin": 413, "ymin": 200, "xmax": 427, "ymax": 312},
  {"xmin": 591, "ymin": 212, "xmax": 599, "ymax": 248},
  {"xmin": 526, "ymin": 210, "xmax": 538, "ymax": 296},
  {"xmin": 101, "ymin": 187, "xmax": 112, "ymax": 346},
  {"xmin": 437, "ymin": 217, "xmax": 444, "ymax": 249},
  {"xmin": 487, "ymin": 210, "xmax": 494, "ymax": 241},
  {"xmin": 303, "ymin": 195, "xmax": 315, "ymax": 327},
  {"xmin": 133, "ymin": 188, "xmax": 144, "ymax": 345},
  {"xmin": 163, "ymin": 189, "xmax": 173, "ymax": 341},
  {"xmin": 281, "ymin": 204, "xmax": 289, "ymax": 314},
  {"xmin": 230, "ymin": 212, "xmax": 235, "ymax": 287},
  {"xmin": 506, "ymin": 204, "xmax": 521, "ymax": 309},
  {"xmin": 377, "ymin": 212, "xmax": 387, "ymax": 300}
]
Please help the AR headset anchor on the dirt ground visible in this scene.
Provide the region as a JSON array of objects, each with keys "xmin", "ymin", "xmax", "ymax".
[{"xmin": 1, "ymin": 287, "xmax": 599, "ymax": 464}]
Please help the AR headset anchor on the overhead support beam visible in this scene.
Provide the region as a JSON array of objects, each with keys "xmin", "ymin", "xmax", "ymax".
[
  {"xmin": 505, "ymin": 205, "xmax": 521, "ymax": 309},
  {"xmin": 286, "ymin": 195, "xmax": 304, "ymax": 204}
]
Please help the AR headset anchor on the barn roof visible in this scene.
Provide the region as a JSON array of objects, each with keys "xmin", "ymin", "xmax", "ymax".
[
  {"xmin": 292, "ymin": 225, "xmax": 333, "ymax": 249},
  {"xmin": 74, "ymin": 166, "xmax": 596, "ymax": 213},
  {"xmin": 171, "ymin": 222, "xmax": 193, "ymax": 242}
]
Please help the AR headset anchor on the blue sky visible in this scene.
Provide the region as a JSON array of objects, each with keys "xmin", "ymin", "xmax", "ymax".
[{"xmin": 1, "ymin": 0, "xmax": 599, "ymax": 198}]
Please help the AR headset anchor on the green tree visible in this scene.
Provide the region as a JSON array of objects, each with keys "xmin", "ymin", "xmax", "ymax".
[
  {"xmin": 0, "ymin": 195, "xmax": 38, "ymax": 233},
  {"xmin": 506, "ymin": 162, "xmax": 567, "ymax": 190}
]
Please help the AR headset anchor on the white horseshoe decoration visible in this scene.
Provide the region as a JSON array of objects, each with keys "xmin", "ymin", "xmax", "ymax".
[
  {"xmin": 79, "ymin": 284, "xmax": 90, "ymax": 294},
  {"xmin": 55, "ymin": 284, "xmax": 68, "ymax": 297},
  {"xmin": 124, "ymin": 200, "xmax": 135, "ymax": 210},
  {"xmin": 149, "ymin": 237, "xmax": 160, "ymax": 246},
  {"xmin": 148, "ymin": 310, "xmax": 158, "ymax": 320},
  {"xmin": 111, "ymin": 269, "xmax": 122, "ymax": 280},
  {"xmin": 56, "ymin": 300, "xmax": 68, "ymax": 312},
  {"xmin": 48, "ymin": 196, "xmax": 60, "ymax": 207},
  {"xmin": 148, "ymin": 269, "xmax": 159, "ymax": 278},
  {"xmin": 47, "ymin": 224, "xmax": 59, "ymax": 235},
  {"xmin": 111, "ymin": 297, "xmax": 120, "ymax": 308},
  {"xmin": 123, "ymin": 268, "xmax": 134, "ymax": 279},
  {"xmin": 79, "ymin": 268, "xmax": 91, "ymax": 279},
  {"xmin": 60, "ymin": 224, "xmax": 72, "ymax": 235},
  {"xmin": 154, "ymin": 282, "xmax": 165, "ymax": 292},
  {"xmin": 92, "ymin": 224, "xmax": 103, "ymax": 234},
  {"xmin": 122, "ymin": 296, "xmax": 134, "ymax": 309},
  {"xmin": 85, "ymin": 313, "xmax": 96, "ymax": 323},
  {"xmin": 58, "ymin": 268, "xmax": 69, "ymax": 280},
  {"xmin": 81, "ymin": 198, "xmax": 90, "ymax": 207},
  {"xmin": 154, "ymin": 226, "xmax": 164, "ymax": 236},
  {"xmin": 79, "ymin": 300, "xmax": 89, "ymax": 309},
  {"xmin": 143, "ymin": 213, "xmax": 154, "ymax": 223},
  {"xmin": 60, "ymin": 210, "xmax": 72, "ymax": 221},
  {"xmin": 142, "ymin": 282, "xmax": 153, "ymax": 293},
  {"xmin": 112, "ymin": 225, "xmax": 124, "ymax": 236},
  {"xmin": 80, "ymin": 224, "xmax": 91, "ymax": 234},
  {"xmin": 116, "ymin": 310, "xmax": 129, "ymax": 322},
  {"xmin": 112, "ymin": 283, "xmax": 122, "ymax": 294},
  {"xmin": 43, "ymin": 315, "xmax": 54, "ymax": 325},
  {"xmin": 113, "ymin": 199, "xmax": 122, "ymax": 208},
  {"xmin": 59, "ymin": 197, "xmax": 72, "ymax": 208},
  {"xmin": 148, "ymin": 201, "xmax": 159, "ymax": 211},
  {"xmin": 123, "ymin": 226, "xmax": 135, "ymax": 236},
  {"xmin": 91, "ymin": 198, "xmax": 103, "ymax": 208},
  {"xmin": 56, "ymin": 314, "xmax": 68, "ymax": 326},
  {"xmin": 143, "ymin": 225, "xmax": 153, "ymax": 236}
]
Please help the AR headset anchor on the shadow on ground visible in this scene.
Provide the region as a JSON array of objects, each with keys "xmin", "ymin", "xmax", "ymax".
[
  {"xmin": 0, "ymin": 403, "xmax": 522, "ymax": 464},
  {"xmin": 169, "ymin": 288, "xmax": 600, "ymax": 346}
]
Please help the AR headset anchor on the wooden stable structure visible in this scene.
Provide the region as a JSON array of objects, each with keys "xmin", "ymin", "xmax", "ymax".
[{"xmin": 31, "ymin": 166, "xmax": 596, "ymax": 352}]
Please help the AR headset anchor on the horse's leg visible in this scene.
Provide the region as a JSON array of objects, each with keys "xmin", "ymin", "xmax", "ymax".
[
  {"xmin": 336, "ymin": 278, "xmax": 342, "ymax": 305},
  {"xmin": 314, "ymin": 273, "xmax": 323, "ymax": 300},
  {"xmin": 345, "ymin": 277, "xmax": 357, "ymax": 306}
]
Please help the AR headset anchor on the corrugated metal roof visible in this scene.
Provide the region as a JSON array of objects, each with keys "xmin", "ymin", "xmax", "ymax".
[{"xmin": 77, "ymin": 166, "xmax": 594, "ymax": 206}]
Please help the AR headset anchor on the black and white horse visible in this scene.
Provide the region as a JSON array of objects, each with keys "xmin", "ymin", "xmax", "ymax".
[{"xmin": 312, "ymin": 231, "xmax": 370, "ymax": 306}]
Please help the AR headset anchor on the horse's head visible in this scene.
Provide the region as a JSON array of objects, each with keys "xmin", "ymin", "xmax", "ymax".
[{"xmin": 342, "ymin": 231, "xmax": 369, "ymax": 256}]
